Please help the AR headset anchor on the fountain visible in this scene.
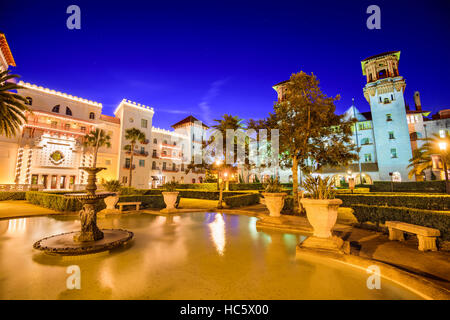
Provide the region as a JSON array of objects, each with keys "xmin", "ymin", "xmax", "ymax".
[{"xmin": 33, "ymin": 167, "xmax": 134, "ymax": 255}]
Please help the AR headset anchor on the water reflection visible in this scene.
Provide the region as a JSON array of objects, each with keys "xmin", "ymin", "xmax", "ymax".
[
  {"xmin": 208, "ymin": 213, "xmax": 225, "ymax": 255},
  {"xmin": 7, "ymin": 218, "xmax": 27, "ymax": 234}
]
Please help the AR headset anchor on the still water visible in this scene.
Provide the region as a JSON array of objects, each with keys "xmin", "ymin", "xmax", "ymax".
[{"xmin": 0, "ymin": 212, "xmax": 422, "ymax": 299}]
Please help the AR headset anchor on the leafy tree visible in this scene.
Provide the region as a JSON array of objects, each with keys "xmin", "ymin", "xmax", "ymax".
[
  {"xmin": 408, "ymin": 133, "xmax": 450, "ymax": 181},
  {"xmin": 0, "ymin": 70, "xmax": 30, "ymax": 137},
  {"xmin": 124, "ymin": 128, "xmax": 146, "ymax": 187},
  {"xmin": 83, "ymin": 128, "xmax": 111, "ymax": 168},
  {"xmin": 185, "ymin": 114, "xmax": 245, "ymax": 208},
  {"xmin": 254, "ymin": 71, "xmax": 358, "ymax": 208}
]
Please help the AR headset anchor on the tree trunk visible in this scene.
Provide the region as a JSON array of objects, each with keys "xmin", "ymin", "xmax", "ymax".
[
  {"xmin": 128, "ymin": 143, "xmax": 134, "ymax": 187},
  {"xmin": 218, "ymin": 179, "xmax": 224, "ymax": 209},
  {"xmin": 292, "ymin": 156, "xmax": 299, "ymax": 210},
  {"xmin": 93, "ymin": 146, "xmax": 98, "ymax": 168}
]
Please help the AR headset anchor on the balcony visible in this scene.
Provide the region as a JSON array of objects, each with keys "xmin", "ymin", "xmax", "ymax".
[
  {"xmin": 24, "ymin": 122, "xmax": 89, "ymax": 136},
  {"xmin": 142, "ymin": 139, "xmax": 150, "ymax": 144},
  {"xmin": 152, "ymin": 153, "xmax": 159, "ymax": 159},
  {"xmin": 162, "ymin": 143, "xmax": 180, "ymax": 149},
  {"xmin": 123, "ymin": 164, "xmax": 136, "ymax": 170},
  {"xmin": 125, "ymin": 150, "xmax": 149, "ymax": 157},
  {"xmin": 162, "ymin": 168, "xmax": 179, "ymax": 173}
]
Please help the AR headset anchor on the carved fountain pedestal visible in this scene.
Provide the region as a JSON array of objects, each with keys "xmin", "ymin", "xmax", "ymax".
[{"xmin": 33, "ymin": 167, "xmax": 134, "ymax": 255}]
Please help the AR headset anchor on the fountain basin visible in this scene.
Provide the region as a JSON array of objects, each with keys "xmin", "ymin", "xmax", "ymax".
[{"xmin": 33, "ymin": 229, "xmax": 134, "ymax": 255}]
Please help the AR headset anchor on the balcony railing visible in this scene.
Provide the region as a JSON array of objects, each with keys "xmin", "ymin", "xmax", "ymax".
[
  {"xmin": 123, "ymin": 164, "xmax": 136, "ymax": 170},
  {"xmin": 24, "ymin": 122, "xmax": 89, "ymax": 136},
  {"xmin": 162, "ymin": 168, "xmax": 179, "ymax": 173}
]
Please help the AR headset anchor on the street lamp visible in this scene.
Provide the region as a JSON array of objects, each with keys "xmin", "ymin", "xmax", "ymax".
[{"xmin": 439, "ymin": 141, "xmax": 450, "ymax": 194}]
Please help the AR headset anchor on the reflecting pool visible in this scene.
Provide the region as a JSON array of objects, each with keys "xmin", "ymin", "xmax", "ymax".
[{"xmin": 0, "ymin": 212, "xmax": 422, "ymax": 299}]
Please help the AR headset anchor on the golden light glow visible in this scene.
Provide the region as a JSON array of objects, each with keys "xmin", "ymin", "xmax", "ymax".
[
  {"xmin": 209, "ymin": 213, "xmax": 226, "ymax": 256},
  {"xmin": 439, "ymin": 142, "xmax": 447, "ymax": 151}
]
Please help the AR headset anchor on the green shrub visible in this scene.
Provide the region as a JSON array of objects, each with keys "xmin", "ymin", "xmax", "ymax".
[
  {"xmin": 337, "ymin": 193, "xmax": 450, "ymax": 211},
  {"xmin": 118, "ymin": 194, "xmax": 180, "ymax": 209},
  {"xmin": 281, "ymin": 195, "xmax": 295, "ymax": 215},
  {"xmin": 142, "ymin": 189, "xmax": 163, "ymax": 195},
  {"xmin": 350, "ymin": 204, "xmax": 450, "ymax": 240},
  {"xmin": 370, "ymin": 181, "xmax": 446, "ymax": 193},
  {"xmin": 0, "ymin": 191, "xmax": 26, "ymax": 201},
  {"xmin": 228, "ymin": 183, "xmax": 264, "ymax": 191},
  {"xmin": 102, "ymin": 179, "xmax": 122, "ymax": 192},
  {"xmin": 177, "ymin": 189, "xmax": 257, "ymax": 200},
  {"xmin": 119, "ymin": 187, "xmax": 147, "ymax": 195},
  {"xmin": 224, "ymin": 193, "xmax": 260, "ymax": 208},
  {"xmin": 176, "ymin": 183, "xmax": 218, "ymax": 191},
  {"xmin": 335, "ymin": 188, "xmax": 371, "ymax": 194},
  {"xmin": 26, "ymin": 191, "xmax": 84, "ymax": 212}
]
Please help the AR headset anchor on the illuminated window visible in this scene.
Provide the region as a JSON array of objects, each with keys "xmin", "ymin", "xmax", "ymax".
[
  {"xmin": 390, "ymin": 148, "xmax": 398, "ymax": 158},
  {"xmin": 440, "ymin": 129, "xmax": 445, "ymax": 138}
]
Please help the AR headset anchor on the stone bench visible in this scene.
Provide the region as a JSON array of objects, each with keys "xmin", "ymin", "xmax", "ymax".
[
  {"xmin": 117, "ymin": 202, "xmax": 141, "ymax": 212},
  {"xmin": 385, "ymin": 221, "xmax": 440, "ymax": 251}
]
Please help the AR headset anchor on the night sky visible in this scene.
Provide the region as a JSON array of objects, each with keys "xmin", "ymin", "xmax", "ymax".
[{"xmin": 1, "ymin": 0, "xmax": 449, "ymax": 129}]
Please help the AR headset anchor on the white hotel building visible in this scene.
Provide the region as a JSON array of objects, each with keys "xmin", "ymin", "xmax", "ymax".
[{"xmin": 0, "ymin": 33, "xmax": 205, "ymax": 190}]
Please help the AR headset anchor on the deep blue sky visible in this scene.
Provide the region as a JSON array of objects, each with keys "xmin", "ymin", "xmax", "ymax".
[{"xmin": 1, "ymin": 0, "xmax": 449, "ymax": 129}]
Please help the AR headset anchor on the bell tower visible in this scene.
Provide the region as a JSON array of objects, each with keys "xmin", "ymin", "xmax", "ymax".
[{"xmin": 362, "ymin": 51, "xmax": 413, "ymax": 181}]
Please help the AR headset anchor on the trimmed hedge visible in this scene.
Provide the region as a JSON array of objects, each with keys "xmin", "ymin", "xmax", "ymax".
[
  {"xmin": 26, "ymin": 191, "xmax": 84, "ymax": 212},
  {"xmin": 228, "ymin": 183, "xmax": 264, "ymax": 191},
  {"xmin": 26, "ymin": 192, "xmax": 179, "ymax": 211},
  {"xmin": 0, "ymin": 191, "xmax": 27, "ymax": 201},
  {"xmin": 176, "ymin": 183, "xmax": 218, "ymax": 191},
  {"xmin": 177, "ymin": 189, "xmax": 257, "ymax": 200},
  {"xmin": 350, "ymin": 204, "xmax": 450, "ymax": 241},
  {"xmin": 337, "ymin": 193, "xmax": 450, "ymax": 211},
  {"xmin": 370, "ymin": 181, "xmax": 446, "ymax": 193},
  {"xmin": 335, "ymin": 188, "xmax": 371, "ymax": 194},
  {"xmin": 224, "ymin": 193, "xmax": 260, "ymax": 208},
  {"xmin": 118, "ymin": 194, "xmax": 180, "ymax": 209}
]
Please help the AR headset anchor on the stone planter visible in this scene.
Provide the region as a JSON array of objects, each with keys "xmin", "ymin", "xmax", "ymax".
[
  {"xmin": 162, "ymin": 191, "xmax": 179, "ymax": 210},
  {"xmin": 104, "ymin": 194, "xmax": 119, "ymax": 210},
  {"xmin": 300, "ymin": 198, "xmax": 342, "ymax": 238},
  {"xmin": 262, "ymin": 193, "xmax": 286, "ymax": 217}
]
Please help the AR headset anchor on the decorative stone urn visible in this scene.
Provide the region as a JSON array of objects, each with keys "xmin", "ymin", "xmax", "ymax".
[
  {"xmin": 300, "ymin": 198, "xmax": 342, "ymax": 238},
  {"xmin": 262, "ymin": 193, "xmax": 286, "ymax": 217},
  {"xmin": 104, "ymin": 194, "xmax": 119, "ymax": 210},
  {"xmin": 162, "ymin": 191, "xmax": 179, "ymax": 211}
]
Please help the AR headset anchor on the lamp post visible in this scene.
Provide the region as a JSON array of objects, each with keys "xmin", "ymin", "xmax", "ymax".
[
  {"xmin": 215, "ymin": 159, "xmax": 224, "ymax": 209},
  {"xmin": 347, "ymin": 170, "xmax": 355, "ymax": 194},
  {"xmin": 439, "ymin": 141, "xmax": 450, "ymax": 194}
]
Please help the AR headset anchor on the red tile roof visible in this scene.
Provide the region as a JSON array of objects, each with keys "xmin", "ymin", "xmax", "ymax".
[{"xmin": 171, "ymin": 115, "xmax": 209, "ymax": 129}]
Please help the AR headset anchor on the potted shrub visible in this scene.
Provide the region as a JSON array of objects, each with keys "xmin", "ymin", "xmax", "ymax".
[
  {"xmin": 262, "ymin": 177, "xmax": 286, "ymax": 217},
  {"xmin": 102, "ymin": 179, "xmax": 122, "ymax": 211},
  {"xmin": 300, "ymin": 175, "xmax": 342, "ymax": 238},
  {"xmin": 161, "ymin": 181, "xmax": 179, "ymax": 211}
]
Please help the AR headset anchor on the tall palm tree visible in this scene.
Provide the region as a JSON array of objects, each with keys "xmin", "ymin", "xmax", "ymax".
[
  {"xmin": 408, "ymin": 132, "xmax": 450, "ymax": 180},
  {"xmin": 83, "ymin": 128, "xmax": 112, "ymax": 168},
  {"xmin": 0, "ymin": 70, "xmax": 30, "ymax": 137},
  {"xmin": 210, "ymin": 114, "xmax": 245, "ymax": 208},
  {"xmin": 124, "ymin": 128, "xmax": 146, "ymax": 187}
]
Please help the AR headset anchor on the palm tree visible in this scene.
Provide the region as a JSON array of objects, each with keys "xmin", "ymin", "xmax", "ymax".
[
  {"xmin": 124, "ymin": 128, "xmax": 146, "ymax": 187},
  {"xmin": 83, "ymin": 128, "xmax": 112, "ymax": 168},
  {"xmin": 408, "ymin": 133, "xmax": 450, "ymax": 181},
  {"xmin": 211, "ymin": 114, "xmax": 245, "ymax": 208},
  {"xmin": 0, "ymin": 70, "xmax": 30, "ymax": 137}
]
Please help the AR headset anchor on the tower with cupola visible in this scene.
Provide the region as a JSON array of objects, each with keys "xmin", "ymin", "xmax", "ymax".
[{"xmin": 362, "ymin": 51, "xmax": 413, "ymax": 181}]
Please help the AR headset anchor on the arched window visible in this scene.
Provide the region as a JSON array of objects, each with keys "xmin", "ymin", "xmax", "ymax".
[
  {"xmin": 25, "ymin": 97, "xmax": 32, "ymax": 105},
  {"xmin": 66, "ymin": 107, "xmax": 72, "ymax": 116},
  {"xmin": 89, "ymin": 112, "xmax": 95, "ymax": 120},
  {"xmin": 52, "ymin": 105, "xmax": 60, "ymax": 113},
  {"xmin": 163, "ymin": 140, "xmax": 167, "ymax": 144},
  {"xmin": 153, "ymin": 138, "xmax": 157, "ymax": 144}
]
